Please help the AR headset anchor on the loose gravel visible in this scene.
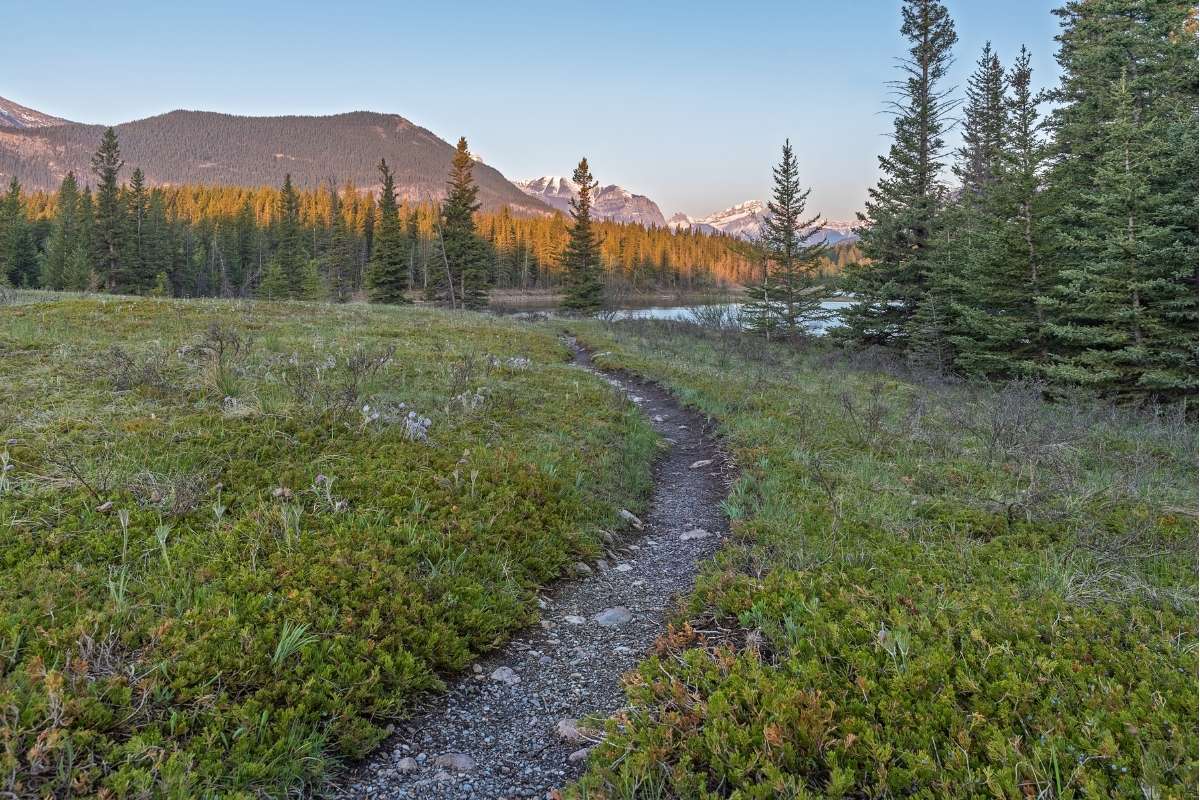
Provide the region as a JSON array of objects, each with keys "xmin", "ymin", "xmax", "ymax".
[{"xmin": 335, "ymin": 341, "xmax": 732, "ymax": 800}]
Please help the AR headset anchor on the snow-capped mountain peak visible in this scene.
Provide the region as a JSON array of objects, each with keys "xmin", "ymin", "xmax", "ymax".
[
  {"xmin": 672, "ymin": 199, "xmax": 859, "ymax": 244},
  {"xmin": 515, "ymin": 175, "xmax": 665, "ymax": 226}
]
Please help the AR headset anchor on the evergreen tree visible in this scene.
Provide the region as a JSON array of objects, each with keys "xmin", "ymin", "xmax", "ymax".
[
  {"xmin": 1040, "ymin": 0, "xmax": 1197, "ymax": 400},
  {"xmin": 0, "ymin": 178, "xmax": 38, "ymax": 287},
  {"xmin": 946, "ymin": 47, "xmax": 1053, "ymax": 377},
  {"xmin": 838, "ymin": 0, "xmax": 958, "ymax": 349},
  {"xmin": 561, "ymin": 158, "xmax": 604, "ymax": 313},
  {"xmin": 437, "ymin": 137, "xmax": 491, "ymax": 309},
  {"xmin": 955, "ymin": 43, "xmax": 1008, "ymax": 197},
  {"xmin": 259, "ymin": 174, "xmax": 313, "ymax": 300},
  {"xmin": 91, "ymin": 127, "xmax": 126, "ymax": 292},
  {"xmin": 743, "ymin": 140, "xmax": 827, "ymax": 338},
  {"xmin": 123, "ymin": 167, "xmax": 154, "ymax": 291},
  {"xmin": 41, "ymin": 172, "xmax": 82, "ymax": 290},
  {"xmin": 367, "ymin": 159, "xmax": 410, "ymax": 303},
  {"xmin": 326, "ymin": 182, "xmax": 356, "ymax": 302},
  {"xmin": 67, "ymin": 189, "xmax": 97, "ymax": 291}
]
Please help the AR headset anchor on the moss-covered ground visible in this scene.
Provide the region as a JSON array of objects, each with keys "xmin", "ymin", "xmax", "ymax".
[{"xmin": 0, "ymin": 297, "xmax": 656, "ymax": 798}]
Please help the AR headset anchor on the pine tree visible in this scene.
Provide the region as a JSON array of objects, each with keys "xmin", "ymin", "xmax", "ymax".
[
  {"xmin": 326, "ymin": 183, "xmax": 356, "ymax": 302},
  {"xmin": 0, "ymin": 178, "xmax": 38, "ymax": 287},
  {"xmin": 561, "ymin": 158, "xmax": 604, "ymax": 313},
  {"xmin": 67, "ymin": 189, "xmax": 97, "ymax": 291},
  {"xmin": 124, "ymin": 167, "xmax": 153, "ymax": 292},
  {"xmin": 437, "ymin": 137, "xmax": 491, "ymax": 309},
  {"xmin": 41, "ymin": 172, "xmax": 82, "ymax": 290},
  {"xmin": 743, "ymin": 140, "xmax": 828, "ymax": 339},
  {"xmin": 1040, "ymin": 0, "xmax": 1197, "ymax": 400},
  {"xmin": 91, "ymin": 127, "xmax": 126, "ymax": 292},
  {"xmin": 367, "ymin": 159, "xmax": 410, "ymax": 303},
  {"xmin": 947, "ymin": 47, "xmax": 1053, "ymax": 377},
  {"xmin": 259, "ymin": 174, "xmax": 313, "ymax": 300},
  {"xmin": 838, "ymin": 0, "xmax": 958, "ymax": 349}
]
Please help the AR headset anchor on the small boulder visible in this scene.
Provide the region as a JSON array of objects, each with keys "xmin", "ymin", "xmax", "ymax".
[
  {"xmin": 490, "ymin": 666, "xmax": 520, "ymax": 685},
  {"xmin": 689, "ymin": 459, "xmax": 713, "ymax": 470},
  {"xmin": 564, "ymin": 615, "xmax": 586, "ymax": 625},
  {"xmin": 396, "ymin": 756, "xmax": 419, "ymax": 774},
  {"xmin": 618, "ymin": 509, "xmax": 644, "ymax": 530},
  {"xmin": 432, "ymin": 752, "xmax": 475, "ymax": 772},
  {"xmin": 680, "ymin": 528, "xmax": 712, "ymax": 541},
  {"xmin": 574, "ymin": 561, "xmax": 593, "ymax": 576},
  {"xmin": 568, "ymin": 746, "xmax": 594, "ymax": 764},
  {"xmin": 555, "ymin": 718, "xmax": 586, "ymax": 744},
  {"xmin": 594, "ymin": 606, "xmax": 632, "ymax": 627}
]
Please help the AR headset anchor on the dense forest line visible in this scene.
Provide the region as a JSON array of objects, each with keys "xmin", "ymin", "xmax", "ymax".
[
  {"xmin": 822, "ymin": 0, "xmax": 1197, "ymax": 403},
  {"xmin": 0, "ymin": 133, "xmax": 858, "ymax": 302}
]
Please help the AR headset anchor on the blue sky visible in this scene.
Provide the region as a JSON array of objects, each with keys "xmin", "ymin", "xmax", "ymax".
[{"xmin": 9, "ymin": 1, "xmax": 1062, "ymax": 219}]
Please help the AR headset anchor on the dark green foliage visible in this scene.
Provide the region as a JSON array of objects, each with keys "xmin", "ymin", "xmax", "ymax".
[
  {"xmin": 91, "ymin": 127, "xmax": 126, "ymax": 292},
  {"xmin": 436, "ymin": 137, "xmax": 491, "ymax": 310},
  {"xmin": 742, "ymin": 140, "xmax": 827, "ymax": 338},
  {"xmin": 0, "ymin": 177, "xmax": 38, "ymax": 287},
  {"xmin": 561, "ymin": 158, "xmax": 604, "ymax": 314},
  {"xmin": 259, "ymin": 174, "xmax": 319, "ymax": 300},
  {"xmin": 946, "ymin": 47, "xmax": 1054, "ymax": 377},
  {"xmin": 1038, "ymin": 0, "xmax": 1198, "ymax": 400},
  {"xmin": 39, "ymin": 173, "xmax": 81, "ymax": 290},
  {"xmin": 839, "ymin": 0, "xmax": 958, "ymax": 348},
  {"xmin": 367, "ymin": 160, "xmax": 410, "ymax": 304}
]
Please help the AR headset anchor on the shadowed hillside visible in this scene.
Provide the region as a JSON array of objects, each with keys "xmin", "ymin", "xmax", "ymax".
[{"xmin": 0, "ymin": 106, "xmax": 550, "ymax": 213}]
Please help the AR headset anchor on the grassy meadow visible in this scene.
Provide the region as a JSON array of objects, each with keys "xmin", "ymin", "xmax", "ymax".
[
  {"xmin": 565, "ymin": 320, "xmax": 1197, "ymax": 799},
  {"xmin": 0, "ymin": 295, "xmax": 656, "ymax": 798}
]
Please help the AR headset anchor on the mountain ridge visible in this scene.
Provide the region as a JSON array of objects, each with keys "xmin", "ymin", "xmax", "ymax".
[
  {"xmin": 0, "ymin": 98, "xmax": 549, "ymax": 213},
  {"xmin": 515, "ymin": 175, "xmax": 666, "ymax": 226}
]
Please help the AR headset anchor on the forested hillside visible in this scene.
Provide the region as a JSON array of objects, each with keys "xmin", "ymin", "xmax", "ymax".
[{"xmin": 0, "ymin": 108, "xmax": 547, "ymax": 213}]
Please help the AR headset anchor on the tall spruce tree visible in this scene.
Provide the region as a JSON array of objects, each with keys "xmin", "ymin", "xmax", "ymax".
[
  {"xmin": 561, "ymin": 158, "xmax": 604, "ymax": 313},
  {"xmin": 326, "ymin": 182, "xmax": 356, "ymax": 303},
  {"xmin": 368, "ymin": 159, "xmax": 409, "ymax": 303},
  {"xmin": 259, "ymin": 174, "xmax": 314, "ymax": 300},
  {"xmin": 124, "ymin": 168, "xmax": 153, "ymax": 292},
  {"xmin": 437, "ymin": 137, "xmax": 491, "ymax": 309},
  {"xmin": 946, "ymin": 47, "xmax": 1053, "ymax": 377},
  {"xmin": 0, "ymin": 178, "xmax": 37, "ymax": 287},
  {"xmin": 743, "ymin": 140, "xmax": 827, "ymax": 338},
  {"xmin": 1040, "ymin": 0, "xmax": 1197, "ymax": 400},
  {"xmin": 838, "ymin": 0, "xmax": 958, "ymax": 349},
  {"xmin": 91, "ymin": 127, "xmax": 126, "ymax": 292},
  {"xmin": 41, "ymin": 172, "xmax": 82, "ymax": 290}
]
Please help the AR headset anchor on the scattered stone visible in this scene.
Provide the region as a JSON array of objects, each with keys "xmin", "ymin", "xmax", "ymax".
[
  {"xmin": 680, "ymin": 528, "xmax": 712, "ymax": 541},
  {"xmin": 564, "ymin": 615, "xmax": 586, "ymax": 625},
  {"xmin": 472, "ymin": 663, "xmax": 483, "ymax": 674},
  {"xmin": 432, "ymin": 752, "xmax": 475, "ymax": 773},
  {"xmin": 618, "ymin": 509, "xmax": 643, "ymax": 529},
  {"xmin": 689, "ymin": 459, "xmax": 713, "ymax": 470},
  {"xmin": 554, "ymin": 718, "xmax": 586, "ymax": 744},
  {"xmin": 614, "ymin": 563, "xmax": 633, "ymax": 572},
  {"xmin": 593, "ymin": 606, "xmax": 632, "ymax": 627},
  {"xmin": 272, "ymin": 486, "xmax": 293, "ymax": 499},
  {"xmin": 95, "ymin": 501, "xmax": 113, "ymax": 513},
  {"xmin": 396, "ymin": 757, "xmax": 419, "ymax": 774},
  {"xmin": 594, "ymin": 559, "xmax": 610, "ymax": 572},
  {"xmin": 573, "ymin": 561, "xmax": 592, "ymax": 576},
  {"xmin": 652, "ymin": 414, "xmax": 666, "ymax": 423},
  {"xmin": 490, "ymin": 667, "xmax": 520, "ymax": 685},
  {"xmin": 600, "ymin": 531, "xmax": 615, "ymax": 545},
  {"xmin": 568, "ymin": 746, "xmax": 595, "ymax": 764}
]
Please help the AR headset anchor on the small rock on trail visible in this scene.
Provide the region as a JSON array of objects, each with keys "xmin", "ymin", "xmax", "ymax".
[{"xmin": 336, "ymin": 341, "xmax": 731, "ymax": 800}]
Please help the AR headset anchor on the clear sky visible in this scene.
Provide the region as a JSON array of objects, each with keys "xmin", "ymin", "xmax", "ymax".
[{"xmin": 8, "ymin": 1, "xmax": 1062, "ymax": 220}]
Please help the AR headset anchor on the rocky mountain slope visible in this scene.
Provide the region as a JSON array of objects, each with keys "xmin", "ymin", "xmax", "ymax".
[{"xmin": 515, "ymin": 175, "xmax": 666, "ymax": 225}]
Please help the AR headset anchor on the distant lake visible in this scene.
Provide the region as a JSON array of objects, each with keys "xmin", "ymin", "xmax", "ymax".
[{"xmin": 497, "ymin": 297, "xmax": 853, "ymax": 335}]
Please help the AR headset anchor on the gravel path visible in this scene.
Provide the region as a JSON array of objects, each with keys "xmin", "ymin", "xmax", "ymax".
[{"xmin": 335, "ymin": 341, "xmax": 732, "ymax": 799}]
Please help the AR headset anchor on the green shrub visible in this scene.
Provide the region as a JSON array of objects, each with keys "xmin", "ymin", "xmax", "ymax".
[{"xmin": 566, "ymin": 321, "xmax": 1197, "ymax": 800}]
